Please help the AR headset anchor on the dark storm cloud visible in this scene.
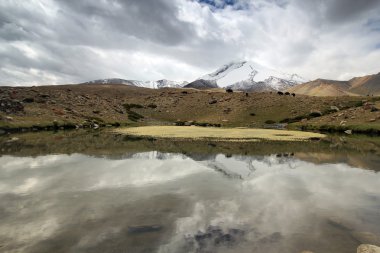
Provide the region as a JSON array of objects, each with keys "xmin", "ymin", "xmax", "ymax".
[
  {"xmin": 323, "ymin": 0, "xmax": 380, "ymax": 24},
  {"xmin": 56, "ymin": 0, "xmax": 195, "ymax": 46}
]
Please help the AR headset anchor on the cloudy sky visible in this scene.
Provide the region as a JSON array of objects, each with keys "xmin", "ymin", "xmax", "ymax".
[{"xmin": 1, "ymin": 0, "xmax": 380, "ymax": 86}]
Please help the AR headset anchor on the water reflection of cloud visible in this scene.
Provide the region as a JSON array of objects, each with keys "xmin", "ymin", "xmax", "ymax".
[
  {"xmin": 0, "ymin": 153, "xmax": 207, "ymax": 195},
  {"xmin": 0, "ymin": 152, "xmax": 380, "ymax": 253}
]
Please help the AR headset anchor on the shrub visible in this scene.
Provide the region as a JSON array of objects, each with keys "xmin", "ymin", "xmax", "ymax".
[
  {"xmin": 265, "ymin": 120, "xmax": 276, "ymax": 124},
  {"xmin": 128, "ymin": 111, "xmax": 144, "ymax": 122},
  {"xmin": 147, "ymin": 103, "xmax": 157, "ymax": 109},
  {"xmin": 250, "ymin": 113, "xmax": 256, "ymax": 116},
  {"xmin": 123, "ymin": 103, "xmax": 144, "ymax": 110},
  {"xmin": 226, "ymin": 88, "xmax": 233, "ymax": 93},
  {"xmin": 175, "ymin": 121, "xmax": 186, "ymax": 126},
  {"xmin": 277, "ymin": 91, "xmax": 284, "ymax": 95}
]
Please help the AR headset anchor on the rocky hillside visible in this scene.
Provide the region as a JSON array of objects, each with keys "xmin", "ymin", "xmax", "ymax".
[
  {"xmin": 1, "ymin": 84, "xmax": 378, "ymax": 133},
  {"xmin": 289, "ymin": 72, "xmax": 380, "ymax": 96}
]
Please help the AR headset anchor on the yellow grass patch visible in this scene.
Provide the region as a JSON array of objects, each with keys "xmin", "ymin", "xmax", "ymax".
[{"xmin": 115, "ymin": 126, "xmax": 325, "ymax": 142}]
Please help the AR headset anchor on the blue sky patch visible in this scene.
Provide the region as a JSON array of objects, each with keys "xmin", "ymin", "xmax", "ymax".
[{"xmin": 197, "ymin": 0, "xmax": 243, "ymax": 9}]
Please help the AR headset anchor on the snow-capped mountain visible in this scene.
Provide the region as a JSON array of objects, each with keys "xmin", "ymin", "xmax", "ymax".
[
  {"xmin": 199, "ymin": 61, "xmax": 308, "ymax": 92},
  {"xmin": 82, "ymin": 78, "xmax": 188, "ymax": 89}
]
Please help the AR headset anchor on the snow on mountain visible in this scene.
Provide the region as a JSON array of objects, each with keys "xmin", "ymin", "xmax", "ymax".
[
  {"xmin": 83, "ymin": 78, "xmax": 188, "ymax": 89},
  {"xmin": 199, "ymin": 61, "xmax": 308, "ymax": 91},
  {"xmin": 184, "ymin": 79, "xmax": 218, "ymax": 89},
  {"xmin": 129, "ymin": 79, "xmax": 188, "ymax": 89}
]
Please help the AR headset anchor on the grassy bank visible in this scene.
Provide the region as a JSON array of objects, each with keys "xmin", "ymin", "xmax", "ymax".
[{"xmin": 115, "ymin": 126, "xmax": 326, "ymax": 142}]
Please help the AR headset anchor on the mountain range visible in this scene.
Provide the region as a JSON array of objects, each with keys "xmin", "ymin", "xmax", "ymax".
[
  {"xmin": 83, "ymin": 78, "xmax": 188, "ymax": 89},
  {"xmin": 82, "ymin": 61, "xmax": 379, "ymax": 96},
  {"xmin": 186, "ymin": 61, "xmax": 307, "ymax": 91}
]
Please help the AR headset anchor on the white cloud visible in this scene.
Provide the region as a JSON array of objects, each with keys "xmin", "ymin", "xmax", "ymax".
[{"xmin": 0, "ymin": 0, "xmax": 379, "ymax": 85}]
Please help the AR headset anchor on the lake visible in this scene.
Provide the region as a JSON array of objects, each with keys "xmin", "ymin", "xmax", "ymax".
[{"xmin": 0, "ymin": 130, "xmax": 380, "ymax": 253}]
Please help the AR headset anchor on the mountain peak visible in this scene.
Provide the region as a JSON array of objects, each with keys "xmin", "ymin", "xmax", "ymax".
[{"xmin": 197, "ymin": 60, "xmax": 307, "ymax": 92}]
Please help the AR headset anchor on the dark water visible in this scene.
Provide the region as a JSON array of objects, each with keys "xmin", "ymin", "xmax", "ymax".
[{"xmin": 0, "ymin": 130, "xmax": 380, "ymax": 253}]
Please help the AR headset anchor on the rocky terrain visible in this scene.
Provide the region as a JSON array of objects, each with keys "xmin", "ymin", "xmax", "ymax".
[{"xmin": 1, "ymin": 83, "xmax": 379, "ymax": 134}]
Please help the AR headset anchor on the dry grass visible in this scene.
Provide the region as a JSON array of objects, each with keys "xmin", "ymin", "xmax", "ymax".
[{"xmin": 115, "ymin": 126, "xmax": 326, "ymax": 142}]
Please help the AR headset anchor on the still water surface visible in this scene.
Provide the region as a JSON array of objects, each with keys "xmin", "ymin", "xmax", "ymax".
[{"xmin": 0, "ymin": 131, "xmax": 379, "ymax": 253}]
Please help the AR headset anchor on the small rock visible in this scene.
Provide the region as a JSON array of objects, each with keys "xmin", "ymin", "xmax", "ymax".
[
  {"xmin": 209, "ymin": 99, "xmax": 217, "ymax": 104},
  {"xmin": 357, "ymin": 244, "xmax": 380, "ymax": 253},
  {"xmin": 310, "ymin": 110, "xmax": 322, "ymax": 117},
  {"xmin": 93, "ymin": 123, "xmax": 99, "ymax": 129},
  {"xmin": 369, "ymin": 118, "xmax": 376, "ymax": 122},
  {"xmin": 330, "ymin": 106, "xmax": 340, "ymax": 112},
  {"xmin": 5, "ymin": 116, "xmax": 13, "ymax": 121},
  {"xmin": 340, "ymin": 120, "xmax": 347, "ymax": 126},
  {"xmin": 6, "ymin": 137, "xmax": 19, "ymax": 143},
  {"xmin": 344, "ymin": 130, "xmax": 352, "ymax": 135}
]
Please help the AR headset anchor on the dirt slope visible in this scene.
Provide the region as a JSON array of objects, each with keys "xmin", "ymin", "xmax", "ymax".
[{"xmin": 289, "ymin": 73, "xmax": 380, "ymax": 96}]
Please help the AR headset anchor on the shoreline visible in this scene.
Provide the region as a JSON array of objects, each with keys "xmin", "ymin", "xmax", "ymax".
[{"xmin": 2, "ymin": 123, "xmax": 380, "ymax": 137}]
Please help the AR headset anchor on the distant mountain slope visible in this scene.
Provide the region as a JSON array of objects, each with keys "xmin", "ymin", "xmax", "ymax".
[
  {"xmin": 289, "ymin": 73, "xmax": 380, "ymax": 96},
  {"xmin": 82, "ymin": 78, "xmax": 187, "ymax": 89},
  {"xmin": 184, "ymin": 79, "xmax": 218, "ymax": 89},
  {"xmin": 196, "ymin": 61, "xmax": 306, "ymax": 92},
  {"xmin": 348, "ymin": 73, "xmax": 380, "ymax": 96}
]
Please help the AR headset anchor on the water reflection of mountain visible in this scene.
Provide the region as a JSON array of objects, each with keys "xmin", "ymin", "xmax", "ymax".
[{"xmin": 1, "ymin": 130, "xmax": 379, "ymax": 171}]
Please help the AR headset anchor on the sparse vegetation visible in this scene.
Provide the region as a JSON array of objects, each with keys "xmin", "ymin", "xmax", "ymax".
[
  {"xmin": 123, "ymin": 103, "xmax": 144, "ymax": 110},
  {"xmin": 147, "ymin": 103, "xmax": 157, "ymax": 109},
  {"xmin": 265, "ymin": 120, "xmax": 276, "ymax": 124},
  {"xmin": 127, "ymin": 110, "xmax": 144, "ymax": 122}
]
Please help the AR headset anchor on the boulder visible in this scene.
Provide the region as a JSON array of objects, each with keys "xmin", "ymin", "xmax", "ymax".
[
  {"xmin": 357, "ymin": 244, "xmax": 380, "ymax": 253},
  {"xmin": 309, "ymin": 110, "xmax": 322, "ymax": 117}
]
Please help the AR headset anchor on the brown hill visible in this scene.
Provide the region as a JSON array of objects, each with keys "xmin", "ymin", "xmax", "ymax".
[
  {"xmin": 0, "ymin": 83, "xmax": 369, "ymax": 131},
  {"xmin": 288, "ymin": 73, "xmax": 380, "ymax": 96}
]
